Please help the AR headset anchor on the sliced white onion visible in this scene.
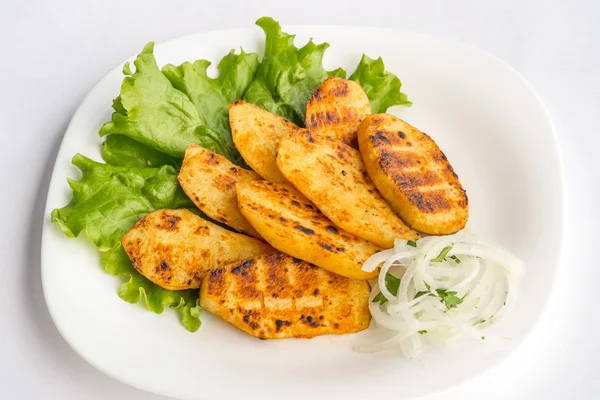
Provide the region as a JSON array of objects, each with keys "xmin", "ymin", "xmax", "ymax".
[{"xmin": 355, "ymin": 232, "xmax": 523, "ymax": 360}]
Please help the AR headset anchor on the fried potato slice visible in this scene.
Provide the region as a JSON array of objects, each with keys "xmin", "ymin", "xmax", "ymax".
[
  {"xmin": 277, "ymin": 129, "xmax": 420, "ymax": 248},
  {"xmin": 121, "ymin": 209, "xmax": 274, "ymax": 290},
  {"xmin": 237, "ymin": 181, "xmax": 379, "ymax": 280},
  {"xmin": 200, "ymin": 252, "xmax": 370, "ymax": 339},
  {"xmin": 178, "ymin": 144, "xmax": 261, "ymax": 238},
  {"xmin": 358, "ymin": 114, "xmax": 469, "ymax": 234},
  {"xmin": 229, "ymin": 100, "xmax": 299, "ymax": 183},
  {"xmin": 305, "ymin": 77, "xmax": 371, "ymax": 146}
]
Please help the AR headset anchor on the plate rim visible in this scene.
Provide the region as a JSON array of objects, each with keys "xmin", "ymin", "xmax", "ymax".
[{"xmin": 41, "ymin": 24, "xmax": 566, "ymax": 400}]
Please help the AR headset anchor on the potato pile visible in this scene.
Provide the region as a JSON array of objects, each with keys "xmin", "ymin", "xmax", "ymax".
[{"xmin": 121, "ymin": 76, "xmax": 469, "ymax": 339}]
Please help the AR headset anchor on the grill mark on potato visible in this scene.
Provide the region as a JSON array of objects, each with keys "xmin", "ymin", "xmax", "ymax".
[
  {"xmin": 275, "ymin": 319, "xmax": 293, "ymax": 331},
  {"xmin": 194, "ymin": 225, "xmax": 210, "ymax": 235},
  {"xmin": 370, "ymin": 131, "xmax": 390, "ymax": 145},
  {"xmin": 231, "ymin": 258, "xmax": 256, "ymax": 275},
  {"xmin": 319, "ymin": 111, "xmax": 341, "ymax": 124},
  {"xmin": 213, "ymin": 174, "xmax": 236, "ymax": 191},
  {"xmin": 318, "ymin": 242, "xmax": 334, "ymax": 252},
  {"xmin": 312, "ymin": 88, "xmax": 323, "ymax": 101},
  {"xmin": 325, "ymin": 225, "xmax": 339, "ymax": 234},
  {"xmin": 392, "ymin": 170, "xmax": 442, "ymax": 188},
  {"xmin": 404, "ymin": 189, "xmax": 453, "ymax": 212},
  {"xmin": 208, "ymin": 268, "xmax": 225, "ymax": 288},
  {"xmin": 333, "ymin": 81, "xmax": 349, "ymax": 97},
  {"xmin": 336, "ymin": 145, "xmax": 353, "ymax": 160},
  {"xmin": 159, "ymin": 261, "xmax": 170, "ymax": 271},
  {"xmin": 308, "ymin": 113, "xmax": 318, "ymax": 129},
  {"xmin": 378, "ymin": 149, "xmax": 420, "ymax": 169},
  {"xmin": 207, "ymin": 152, "xmax": 220, "ymax": 165},
  {"xmin": 300, "ymin": 314, "xmax": 321, "ymax": 328},
  {"xmin": 158, "ymin": 214, "xmax": 181, "ymax": 230},
  {"xmin": 295, "ymin": 225, "xmax": 315, "ymax": 235}
]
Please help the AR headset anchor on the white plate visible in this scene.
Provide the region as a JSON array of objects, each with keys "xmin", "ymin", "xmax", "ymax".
[{"xmin": 42, "ymin": 26, "xmax": 564, "ymax": 400}]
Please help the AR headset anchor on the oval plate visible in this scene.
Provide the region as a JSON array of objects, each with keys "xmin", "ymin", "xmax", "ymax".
[{"xmin": 42, "ymin": 26, "xmax": 564, "ymax": 400}]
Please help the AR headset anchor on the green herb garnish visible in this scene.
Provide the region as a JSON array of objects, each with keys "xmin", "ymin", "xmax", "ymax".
[
  {"xmin": 418, "ymin": 330, "xmax": 427, "ymax": 335},
  {"xmin": 407, "ymin": 240, "xmax": 417, "ymax": 247},
  {"xmin": 372, "ymin": 271, "xmax": 401, "ymax": 305},
  {"xmin": 450, "ymin": 255, "xmax": 461, "ymax": 264},
  {"xmin": 413, "ymin": 287, "xmax": 463, "ymax": 310},
  {"xmin": 431, "ymin": 245, "xmax": 453, "ymax": 262},
  {"xmin": 436, "ymin": 288, "xmax": 463, "ymax": 309}
]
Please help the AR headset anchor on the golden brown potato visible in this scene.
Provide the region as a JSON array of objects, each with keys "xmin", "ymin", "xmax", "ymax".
[
  {"xmin": 178, "ymin": 144, "xmax": 261, "ymax": 238},
  {"xmin": 237, "ymin": 181, "xmax": 380, "ymax": 280},
  {"xmin": 277, "ymin": 129, "xmax": 420, "ymax": 248},
  {"xmin": 121, "ymin": 209, "xmax": 274, "ymax": 290},
  {"xmin": 358, "ymin": 114, "xmax": 469, "ymax": 235},
  {"xmin": 229, "ymin": 100, "xmax": 299, "ymax": 183},
  {"xmin": 200, "ymin": 252, "xmax": 370, "ymax": 339},
  {"xmin": 305, "ymin": 77, "xmax": 371, "ymax": 146}
]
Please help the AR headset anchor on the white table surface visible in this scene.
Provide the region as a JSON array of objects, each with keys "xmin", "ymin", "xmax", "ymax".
[{"xmin": 1, "ymin": 0, "xmax": 598, "ymax": 399}]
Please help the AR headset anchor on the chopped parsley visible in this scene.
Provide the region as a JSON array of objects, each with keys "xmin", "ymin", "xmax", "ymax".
[
  {"xmin": 418, "ymin": 330, "xmax": 427, "ymax": 335},
  {"xmin": 450, "ymin": 255, "xmax": 461, "ymax": 264},
  {"xmin": 407, "ymin": 240, "xmax": 417, "ymax": 247},
  {"xmin": 413, "ymin": 287, "xmax": 464, "ymax": 310},
  {"xmin": 436, "ymin": 289, "xmax": 463, "ymax": 309},
  {"xmin": 372, "ymin": 271, "xmax": 401, "ymax": 305},
  {"xmin": 431, "ymin": 245, "xmax": 453, "ymax": 262}
]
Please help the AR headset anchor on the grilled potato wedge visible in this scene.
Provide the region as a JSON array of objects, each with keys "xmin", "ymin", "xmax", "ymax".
[
  {"xmin": 358, "ymin": 114, "xmax": 469, "ymax": 234},
  {"xmin": 229, "ymin": 100, "xmax": 299, "ymax": 183},
  {"xmin": 237, "ymin": 180, "xmax": 380, "ymax": 280},
  {"xmin": 121, "ymin": 209, "xmax": 274, "ymax": 290},
  {"xmin": 200, "ymin": 252, "xmax": 371, "ymax": 339},
  {"xmin": 305, "ymin": 77, "xmax": 371, "ymax": 146},
  {"xmin": 178, "ymin": 144, "xmax": 261, "ymax": 238},
  {"xmin": 277, "ymin": 129, "xmax": 420, "ymax": 248}
]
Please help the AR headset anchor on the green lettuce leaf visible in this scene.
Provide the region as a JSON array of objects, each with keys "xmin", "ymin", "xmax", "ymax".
[
  {"xmin": 51, "ymin": 154, "xmax": 200, "ymax": 330},
  {"xmin": 102, "ymin": 246, "xmax": 202, "ymax": 332},
  {"xmin": 243, "ymin": 17, "xmax": 346, "ymax": 125},
  {"xmin": 102, "ymin": 135, "xmax": 179, "ymax": 168},
  {"xmin": 99, "ymin": 42, "xmax": 254, "ymax": 164},
  {"xmin": 51, "ymin": 154, "xmax": 193, "ymax": 250},
  {"xmin": 349, "ymin": 54, "xmax": 411, "ymax": 113},
  {"xmin": 162, "ymin": 50, "xmax": 258, "ymax": 165}
]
